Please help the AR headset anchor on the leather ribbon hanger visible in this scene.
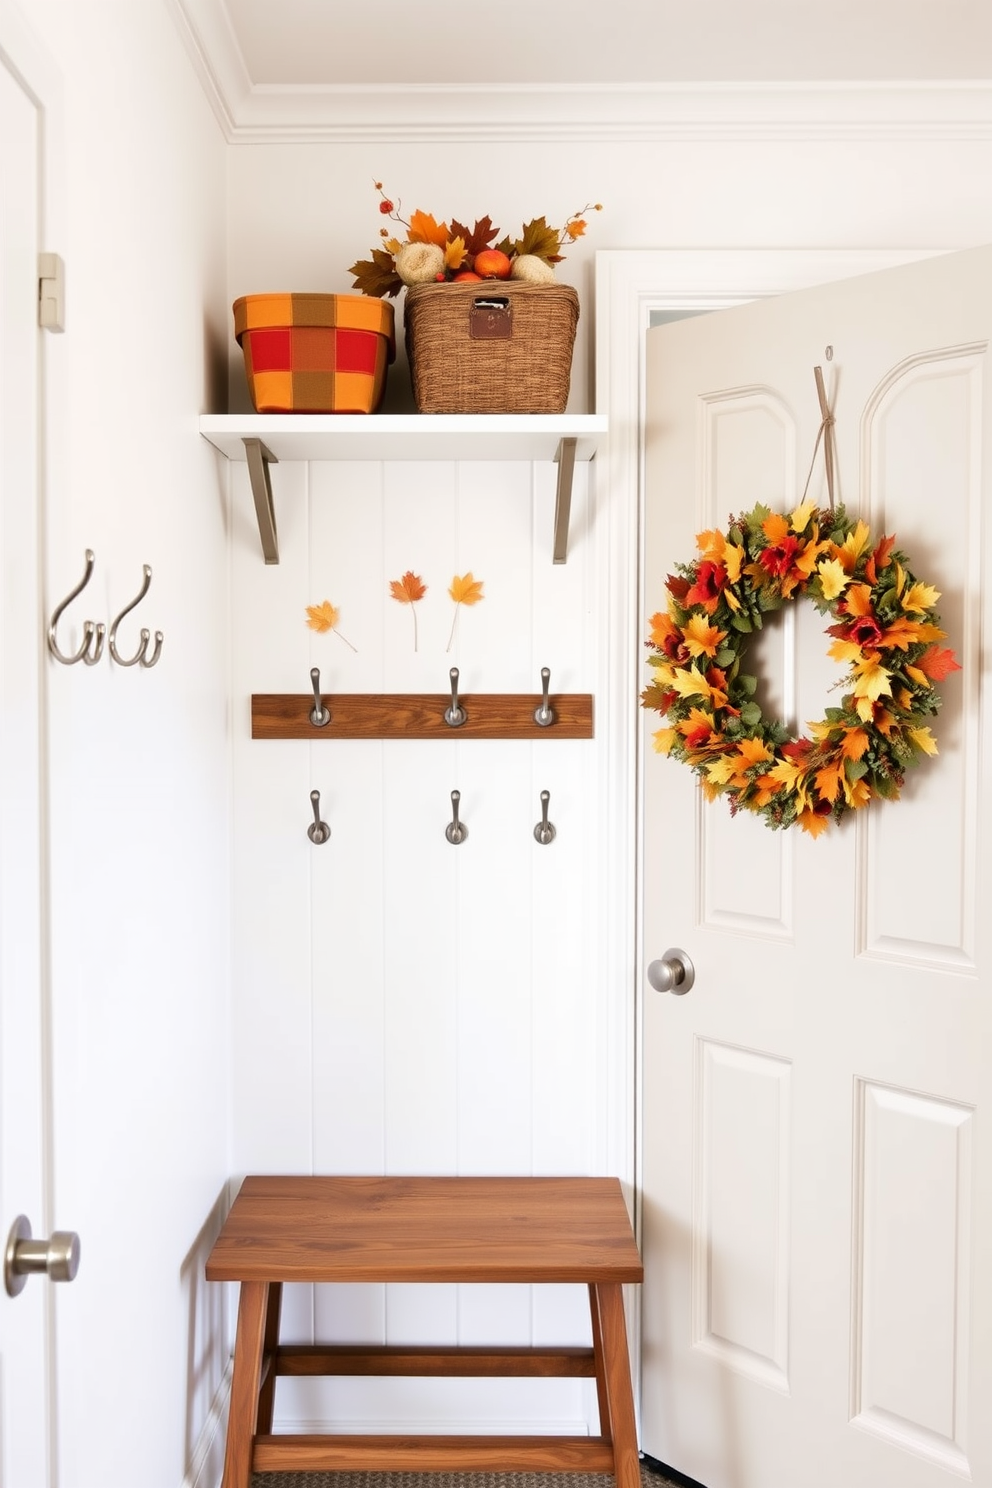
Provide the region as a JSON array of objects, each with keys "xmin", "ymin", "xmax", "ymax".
[{"xmin": 801, "ymin": 363, "xmax": 836, "ymax": 510}]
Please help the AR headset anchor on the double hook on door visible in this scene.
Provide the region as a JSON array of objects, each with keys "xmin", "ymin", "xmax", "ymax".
[
  {"xmin": 48, "ymin": 550, "xmax": 163, "ymax": 668},
  {"xmin": 47, "ymin": 550, "xmax": 104, "ymax": 666}
]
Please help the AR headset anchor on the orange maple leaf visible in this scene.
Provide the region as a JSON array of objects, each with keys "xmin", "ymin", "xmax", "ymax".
[
  {"xmin": 408, "ymin": 209, "xmax": 449, "ymax": 247},
  {"xmin": 814, "ymin": 760, "xmax": 844, "ymax": 805},
  {"xmin": 844, "ymin": 583, "xmax": 874, "ymax": 618},
  {"xmin": 762, "ymin": 512, "xmax": 791, "ymax": 546},
  {"xmin": 390, "ymin": 571, "xmax": 427, "ymax": 603},
  {"xmin": 447, "ymin": 572, "xmax": 485, "ymax": 652},
  {"xmin": 736, "ymin": 737, "xmax": 773, "ymax": 767},
  {"xmin": 443, "ymin": 236, "xmax": 468, "ymax": 270},
  {"xmin": 389, "ymin": 570, "xmax": 427, "ymax": 652},
  {"xmin": 449, "ymin": 573, "xmax": 485, "ymax": 606},
  {"xmin": 648, "ymin": 610, "xmax": 679, "ymax": 651},
  {"xmin": 682, "ymin": 613, "xmax": 726, "ymax": 659},
  {"xmin": 306, "ymin": 600, "xmax": 339, "ymax": 633},
  {"xmin": 840, "ymin": 727, "xmax": 870, "ymax": 761},
  {"xmin": 305, "ymin": 600, "xmax": 357, "ymax": 651},
  {"xmin": 797, "ymin": 808, "xmax": 832, "ymax": 838},
  {"xmin": 916, "ymin": 645, "xmax": 961, "ymax": 682}
]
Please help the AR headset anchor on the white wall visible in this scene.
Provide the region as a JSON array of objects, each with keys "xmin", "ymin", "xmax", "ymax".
[
  {"xmin": 225, "ymin": 133, "xmax": 992, "ymax": 416},
  {"xmin": 14, "ymin": 2, "xmax": 232, "ymax": 1485},
  {"xmin": 223, "ymin": 125, "xmax": 992, "ymax": 1439},
  {"xmin": 6, "ymin": 7, "xmax": 989, "ymax": 1472}
]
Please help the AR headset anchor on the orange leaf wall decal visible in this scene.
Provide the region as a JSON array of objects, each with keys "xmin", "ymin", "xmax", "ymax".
[
  {"xmin": 447, "ymin": 572, "xmax": 485, "ymax": 652},
  {"xmin": 305, "ymin": 600, "xmax": 357, "ymax": 651},
  {"xmin": 390, "ymin": 571, "xmax": 427, "ymax": 603},
  {"xmin": 449, "ymin": 573, "xmax": 484, "ymax": 605},
  {"xmin": 389, "ymin": 570, "xmax": 427, "ymax": 651}
]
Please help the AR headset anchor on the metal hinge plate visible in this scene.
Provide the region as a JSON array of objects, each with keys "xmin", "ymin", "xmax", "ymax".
[{"xmin": 38, "ymin": 252, "xmax": 65, "ymax": 332}]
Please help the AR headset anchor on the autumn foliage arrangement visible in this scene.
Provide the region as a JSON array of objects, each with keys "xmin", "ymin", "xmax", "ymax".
[
  {"xmin": 306, "ymin": 572, "xmax": 485, "ymax": 655},
  {"xmin": 389, "ymin": 569, "xmax": 484, "ymax": 652},
  {"xmin": 642, "ymin": 502, "xmax": 960, "ymax": 837},
  {"xmin": 349, "ymin": 181, "xmax": 603, "ymax": 299}
]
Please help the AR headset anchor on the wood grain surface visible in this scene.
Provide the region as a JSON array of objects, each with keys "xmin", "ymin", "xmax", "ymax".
[
  {"xmin": 206, "ymin": 1175, "xmax": 641, "ymax": 1283},
  {"xmin": 251, "ymin": 693, "xmax": 594, "ymax": 740},
  {"xmin": 251, "ymin": 1434, "xmax": 617, "ymax": 1473},
  {"xmin": 272, "ymin": 1344, "xmax": 598, "ymax": 1377}
]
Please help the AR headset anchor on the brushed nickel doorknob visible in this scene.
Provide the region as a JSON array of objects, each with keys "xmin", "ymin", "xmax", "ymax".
[
  {"xmin": 647, "ymin": 948, "xmax": 695, "ymax": 996},
  {"xmin": 4, "ymin": 1215, "xmax": 80, "ymax": 1297}
]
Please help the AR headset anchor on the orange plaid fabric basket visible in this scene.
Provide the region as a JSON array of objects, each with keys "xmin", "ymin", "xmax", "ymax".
[{"xmin": 234, "ymin": 294, "xmax": 395, "ymax": 413}]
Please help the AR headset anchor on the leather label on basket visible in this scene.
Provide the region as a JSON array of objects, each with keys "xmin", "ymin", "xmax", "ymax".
[{"xmin": 469, "ymin": 297, "xmax": 512, "ymax": 340}]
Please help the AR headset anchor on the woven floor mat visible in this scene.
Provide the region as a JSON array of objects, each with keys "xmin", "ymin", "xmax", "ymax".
[{"xmin": 251, "ymin": 1464, "xmax": 684, "ymax": 1488}]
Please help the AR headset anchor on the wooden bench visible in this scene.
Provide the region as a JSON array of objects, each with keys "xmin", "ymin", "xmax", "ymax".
[{"xmin": 206, "ymin": 1175, "xmax": 643, "ymax": 1488}]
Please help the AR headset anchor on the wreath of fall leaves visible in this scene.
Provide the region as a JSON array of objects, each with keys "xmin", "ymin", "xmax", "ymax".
[{"xmin": 642, "ymin": 501, "xmax": 960, "ymax": 837}]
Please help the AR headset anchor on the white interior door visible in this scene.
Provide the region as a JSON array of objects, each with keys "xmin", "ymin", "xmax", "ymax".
[
  {"xmin": 0, "ymin": 49, "xmax": 53, "ymax": 1485},
  {"xmin": 640, "ymin": 246, "xmax": 992, "ymax": 1488}
]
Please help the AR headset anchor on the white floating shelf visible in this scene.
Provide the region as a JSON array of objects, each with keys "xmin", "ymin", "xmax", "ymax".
[{"xmin": 199, "ymin": 413, "xmax": 607, "ymax": 565}]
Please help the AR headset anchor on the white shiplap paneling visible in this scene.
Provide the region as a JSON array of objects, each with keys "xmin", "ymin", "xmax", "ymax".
[{"xmin": 230, "ymin": 446, "xmax": 607, "ymax": 1433}]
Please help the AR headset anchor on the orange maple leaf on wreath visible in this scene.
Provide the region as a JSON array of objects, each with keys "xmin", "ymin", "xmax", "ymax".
[
  {"xmin": 915, "ymin": 644, "xmax": 961, "ymax": 682},
  {"xmin": 447, "ymin": 572, "xmax": 485, "ymax": 652},
  {"xmin": 305, "ymin": 600, "xmax": 357, "ymax": 651},
  {"xmin": 389, "ymin": 570, "xmax": 427, "ymax": 651}
]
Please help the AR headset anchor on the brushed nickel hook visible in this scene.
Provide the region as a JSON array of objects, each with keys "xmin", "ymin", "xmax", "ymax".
[
  {"xmin": 108, "ymin": 564, "xmax": 163, "ymax": 668},
  {"xmin": 47, "ymin": 549, "xmax": 105, "ymax": 666},
  {"xmin": 308, "ymin": 789, "xmax": 330, "ymax": 845},
  {"xmin": 445, "ymin": 789, "xmax": 467, "ymax": 845},
  {"xmin": 444, "ymin": 666, "xmax": 466, "ymax": 728},
  {"xmin": 533, "ymin": 789, "xmax": 556, "ymax": 845},
  {"xmin": 533, "ymin": 666, "xmax": 554, "ymax": 727},
  {"xmin": 310, "ymin": 667, "xmax": 330, "ymax": 727}
]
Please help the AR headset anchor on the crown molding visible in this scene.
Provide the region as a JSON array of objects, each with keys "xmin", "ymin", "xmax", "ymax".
[{"xmin": 168, "ymin": 0, "xmax": 992, "ymax": 145}]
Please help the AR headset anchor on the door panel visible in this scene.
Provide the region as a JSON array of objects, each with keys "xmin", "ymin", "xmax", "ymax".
[
  {"xmin": 0, "ymin": 49, "xmax": 50, "ymax": 1486},
  {"xmin": 640, "ymin": 246, "xmax": 992, "ymax": 1488}
]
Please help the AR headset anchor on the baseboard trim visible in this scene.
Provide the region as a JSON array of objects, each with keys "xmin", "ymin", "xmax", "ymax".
[
  {"xmin": 640, "ymin": 1450, "xmax": 710, "ymax": 1488},
  {"xmin": 181, "ymin": 1360, "xmax": 232, "ymax": 1488},
  {"xmin": 180, "ymin": 1381, "xmax": 591, "ymax": 1488}
]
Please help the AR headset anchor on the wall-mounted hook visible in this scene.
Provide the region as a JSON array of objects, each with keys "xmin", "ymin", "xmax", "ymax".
[
  {"xmin": 533, "ymin": 789, "xmax": 556, "ymax": 845},
  {"xmin": 108, "ymin": 565, "xmax": 163, "ymax": 668},
  {"xmin": 309, "ymin": 667, "xmax": 330, "ymax": 727},
  {"xmin": 445, "ymin": 789, "xmax": 468, "ymax": 845},
  {"xmin": 444, "ymin": 666, "xmax": 466, "ymax": 728},
  {"xmin": 533, "ymin": 666, "xmax": 555, "ymax": 727},
  {"xmin": 307, "ymin": 789, "xmax": 330, "ymax": 845},
  {"xmin": 47, "ymin": 549, "xmax": 105, "ymax": 666}
]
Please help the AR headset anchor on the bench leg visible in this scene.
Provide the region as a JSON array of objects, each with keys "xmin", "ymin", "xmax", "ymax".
[
  {"xmin": 222, "ymin": 1280, "xmax": 268, "ymax": 1488},
  {"xmin": 588, "ymin": 1282, "xmax": 613, "ymax": 1437},
  {"xmin": 592, "ymin": 1282, "xmax": 640, "ymax": 1488},
  {"xmin": 256, "ymin": 1282, "xmax": 283, "ymax": 1433}
]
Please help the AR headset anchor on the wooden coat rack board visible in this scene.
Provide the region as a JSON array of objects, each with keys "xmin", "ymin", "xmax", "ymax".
[{"xmin": 252, "ymin": 692, "xmax": 594, "ymax": 740}]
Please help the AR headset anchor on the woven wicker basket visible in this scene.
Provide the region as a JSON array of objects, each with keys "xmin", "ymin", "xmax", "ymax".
[{"xmin": 404, "ymin": 281, "xmax": 579, "ymax": 414}]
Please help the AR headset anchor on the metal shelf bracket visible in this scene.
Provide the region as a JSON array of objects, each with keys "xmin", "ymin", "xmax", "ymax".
[
  {"xmin": 552, "ymin": 437, "xmax": 578, "ymax": 565},
  {"xmin": 244, "ymin": 437, "xmax": 279, "ymax": 564},
  {"xmin": 221, "ymin": 422, "xmax": 597, "ymax": 565}
]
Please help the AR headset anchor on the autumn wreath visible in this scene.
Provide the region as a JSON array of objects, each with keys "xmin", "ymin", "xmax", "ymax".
[{"xmin": 642, "ymin": 501, "xmax": 960, "ymax": 837}]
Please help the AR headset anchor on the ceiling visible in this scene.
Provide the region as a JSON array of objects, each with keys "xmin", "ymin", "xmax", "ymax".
[
  {"xmin": 222, "ymin": 0, "xmax": 990, "ymax": 87},
  {"xmin": 171, "ymin": 0, "xmax": 992, "ymax": 138}
]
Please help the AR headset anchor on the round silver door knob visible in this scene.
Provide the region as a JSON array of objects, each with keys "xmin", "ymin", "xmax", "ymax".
[
  {"xmin": 4, "ymin": 1215, "xmax": 80, "ymax": 1297},
  {"xmin": 647, "ymin": 948, "xmax": 695, "ymax": 996}
]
